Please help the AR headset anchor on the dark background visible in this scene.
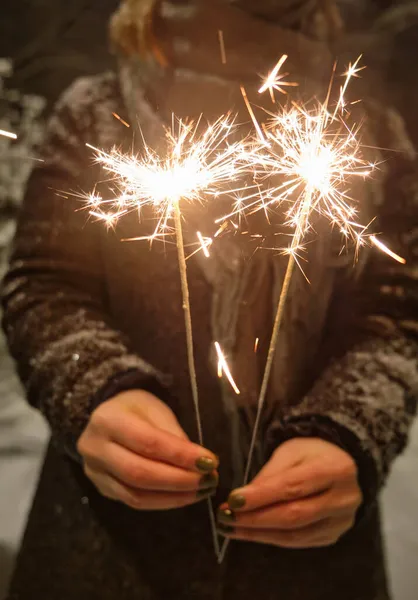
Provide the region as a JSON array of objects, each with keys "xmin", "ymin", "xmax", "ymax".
[
  {"xmin": 0, "ymin": 0, "xmax": 118, "ymax": 108},
  {"xmin": 1, "ymin": 0, "xmax": 418, "ymax": 132}
]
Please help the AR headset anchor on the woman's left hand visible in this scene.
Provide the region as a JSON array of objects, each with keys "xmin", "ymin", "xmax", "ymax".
[{"xmin": 217, "ymin": 437, "xmax": 362, "ymax": 548}]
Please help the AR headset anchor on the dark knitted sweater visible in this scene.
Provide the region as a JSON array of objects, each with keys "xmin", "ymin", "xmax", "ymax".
[{"xmin": 2, "ymin": 3, "xmax": 418, "ymax": 599}]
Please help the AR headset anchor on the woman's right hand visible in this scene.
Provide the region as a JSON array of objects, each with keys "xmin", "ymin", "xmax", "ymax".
[{"xmin": 77, "ymin": 390, "xmax": 218, "ymax": 510}]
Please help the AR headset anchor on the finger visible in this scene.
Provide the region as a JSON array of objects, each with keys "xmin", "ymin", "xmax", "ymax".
[
  {"xmin": 96, "ymin": 409, "xmax": 218, "ymax": 473},
  {"xmin": 86, "ymin": 466, "xmax": 213, "ymax": 510},
  {"xmin": 87, "ymin": 442, "xmax": 218, "ymax": 492},
  {"xmin": 228, "ymin": 462, "xmax": 332, "ymax": 512},
  {"xmin": 220, "ymin": 492, "xmax": 334, "ymax": 530},
  {"xmin": 218, "ymin": 516, "xmax": 354, "ymax": 548}
]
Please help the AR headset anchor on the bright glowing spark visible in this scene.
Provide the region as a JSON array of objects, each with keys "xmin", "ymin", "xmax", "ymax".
[
  {"xmin": 214, "ymin": 342, "xmax": 240, "ymax": 395},
  {"xmin": 254, "ymin": 338, "xmax": 259, "ymax": 353},
  {"xmin": 370, "ymin": 235, "xmax": 406, "ymax": 264},
  {"xmin": 240, "ymin": 86, "xmax": 266, "ymax": 143},
  {"xmin": 258, "ymin": 55, "xmax": 298, "ymax": 103},
  {"xmin": 196, "ymin": 231, "xmax": 212, "ymax": 257},
  {"xmin": 0, "ymin": 129, "xmax": 17, "ymax": 140},
  {"xmin": 340, "ymin": 56, "xmax": 366, "ymax": 103},
  {"xmin": 90, "ymin": 209, "xmax": 128, "ymax": 228},
  {"xmin": 228, "ymin": 57, "xmax": 378, "ymax": 261},
  {"xmin": 214, "ymin": 222, "xmax": 228, "ymax": 237},
  {"xmin": 84, "ymin": 116, "xmax": 248, "ymax": 240},
  {"xmin": 112, "ymin": 112, "xmax": 130, "ymax": 128}
]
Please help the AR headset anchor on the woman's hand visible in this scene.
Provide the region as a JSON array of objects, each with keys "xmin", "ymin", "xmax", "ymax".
[
  {"xmin": 218, "ymin": 438, "xmax": 362, "ymax": 548},
  {"xmin": 77, "ymin": 390, "xmax": 218, "ymax": 510}
]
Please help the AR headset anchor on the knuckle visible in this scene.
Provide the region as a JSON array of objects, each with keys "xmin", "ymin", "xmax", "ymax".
[
  {"xmin": 283, "ymin": 480, "xmax": 305, "ymax": 501},
  {"xmin": 123, "ymin": 462, "xmax": 145, "ymax": 486},
  {"xmin": 337, "ymin": 457, "xmax": 357, "ymax": 480},
  {"xmin": 90, "ymin": 407, "xmax": 111, "ymax": 433},
  {"xmin": 166, "ymin": 445, "xmax": 187, "ymax": 468},
  {"xmin": 141, "ymin": 434, "xmax": 161, "ymax": 459},
  {"xmin": 339, "ymin": 490, "xmax": 362, "ymax": 513},
  {"xmin": 284, "ymin": 502, "xmax": 305, "ymax": 526}
]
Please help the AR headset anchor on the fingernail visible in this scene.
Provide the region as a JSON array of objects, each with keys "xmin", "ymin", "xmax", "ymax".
[
  {"xmin": 199, "ymin": 472, "xmax": 219, "ymax": 490},
  {"xmin": 196, "ymin": 456, "xmax": 216, "ymax": 473},
  {"xmin": 228, "ymin": 492, "xmax": 246, "ymax": 510},
  {"xmin": 217, "ymin": 523, "xmax": 235, "ymax": 536},
  {"xmin": 217, "ymin": 507, "xmax": 236, "ymax": 524},
  {"xmin": 196, "ymin": 488, "xmax": 217, "ymax": 500}
]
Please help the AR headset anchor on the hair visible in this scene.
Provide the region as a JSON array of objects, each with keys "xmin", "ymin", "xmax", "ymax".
[
  {"xmin": 109, "ymin": 0, "xmax": 159, "ymax": 57},
  {"xmin": 109, "ymin": 0, "xmax": 343, "ymax": 58}
]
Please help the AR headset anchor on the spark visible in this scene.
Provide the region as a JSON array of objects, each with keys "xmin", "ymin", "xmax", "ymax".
[
  {"xmin": 90, "ymin": 209, "xmax": 128, "ymax": 228},
  {"xmin": 258, "ymin": 55, "xmax": 298, "ymax": 103},
  {"xmin": 240, "ymin": 86, "xmax": 266, "ymax": 143},
  {"xmin": 370, "ymin": 235, "xmax": 406, "ymax": 264},
  {"xmin": 218, "ymin": 30, "xmax": 227, "ymax": 65},
  {"xmin": 254, "ymin": 337, "xmax": 259, "ymax": 353},
  {"xmin": 214, "ymin": 222, "xmax": 228, "ymax": 237},
  {"xmin": 196, "ymin": 231, "xmax": 212, "ymax": 257},
  {"xmin": 0, "ymin": 128, "xmax": 17, "ymax": 140},
  {"xmin": 214, "ymin": 342, "xmax": 240, "ymax": 395},
  {"xmin": 228, "ymin": 58, "xmax": 376, "ymax": 261},
  {"xmin": 85, "ymin": 116, "xmax": 247, "ymax": 239},
  {"xmin": 338, "ymin": 55, "xmax": 366, "ymax": 112},
  {"xmin": 112, "ymin": 112, "xmax": 130, "ymax": 128}
]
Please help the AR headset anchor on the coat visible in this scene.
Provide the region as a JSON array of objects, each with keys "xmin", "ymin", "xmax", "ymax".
[{"xmin": 2, "ymin": 2, "xmax": 418, "ymax": 598}]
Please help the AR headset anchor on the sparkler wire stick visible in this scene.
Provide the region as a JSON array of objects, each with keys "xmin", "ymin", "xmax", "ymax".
[
  {"xmin": 243, "ymin": 188, "xmax": 312, "ymax": 484},
  {"xmin": 173, "ymin": 202, "xmax": 220, "ymax": 558},
  {"xmin": 217, "ymin": 191, "xmax": 312, "ymax": 565}
]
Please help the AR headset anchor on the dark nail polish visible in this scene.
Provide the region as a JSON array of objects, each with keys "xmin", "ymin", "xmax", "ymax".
[
  {"xmin": 217, "ymin": 507, "xmax": 236, "ymax": 524},
  {"xmin": 228, "ymin": 493, "xmax": 246, "ymax": 510},
  {"xmin": 196, "ymin": 456, "xmax": 216, "ymax": 473},
  {"xmin": 199, "ymin": 472, "xmax": 219, "ymax": 490},
  {"xmin": 217, "ymin": 523, "xmax": 235, "ymax": 536},
  {"xmin": 196, "ymin": 488, "xmax": 217, "ymax": 500}
]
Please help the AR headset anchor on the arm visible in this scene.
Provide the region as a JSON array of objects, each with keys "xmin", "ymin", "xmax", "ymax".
[{"xmin": 1, "ymin": 77, "xmax": 168, "ymax": 457}]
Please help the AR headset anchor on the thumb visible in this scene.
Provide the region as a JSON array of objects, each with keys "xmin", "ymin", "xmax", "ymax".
[
  {"xmin": 119, "ymin": 390, "xmax": 189, "ymax": 440},
  {"xmin": 253, "ymin": 437, "xmax": 308, "ymax": 483}
]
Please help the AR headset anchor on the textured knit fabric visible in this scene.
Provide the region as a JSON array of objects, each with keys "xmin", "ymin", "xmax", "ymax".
[{"xmin": 2, "ymin": 2, "xmax": 418, "ymax": 599}]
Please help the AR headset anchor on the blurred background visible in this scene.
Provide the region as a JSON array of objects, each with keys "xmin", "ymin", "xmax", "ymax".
[{"xmin": 0, "ymin": 1, "xmax": 417, "ymax": 598}]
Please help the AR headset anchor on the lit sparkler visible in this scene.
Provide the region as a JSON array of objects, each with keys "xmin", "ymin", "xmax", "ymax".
[
  {"xmin": 86, "ymin": 116, "xmax": 245, "ymax": 238},
  {"xmin": 218, "ymin": 57, "xmax": 406, "ymax": 564},
  {"xmin": 85, "ymin": 116, "xmax": 250, "ymax": 560},
  {"xmin": 240, "ymin": 59, "xmax": 389, "ymax": 483}
]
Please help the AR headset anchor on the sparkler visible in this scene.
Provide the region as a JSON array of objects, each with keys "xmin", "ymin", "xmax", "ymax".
[
  {"xmin": 240, "ymin": 58, "xmax": 405, "ymax": 489},
  {"xmin": 218, "ymin": 56, "xmax": 406, "ymax": 564},
  {"xmin": 85, "ymin": 115, "xmax": 249, "ymax": 559}
]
